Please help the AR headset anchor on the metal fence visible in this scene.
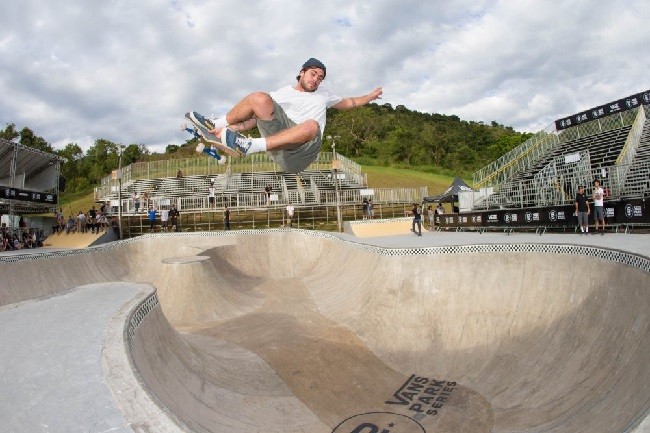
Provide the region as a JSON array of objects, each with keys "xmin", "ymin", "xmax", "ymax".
[
  {"xmin": 105, "ymin": 186, "xmax": 428, "ymax": 215},
  {"xmin": 472, "ymin": 106, "xmax": 642, "ymax": 191},
  {"xmin": 469, "ymin": 159, "xmax": 650, "ymax": 209},
  {"xmin": 119, "ymin": 201, "xmax": 417, "ymax": 237},
  {"xmin": 471, "ymin": 105, "xmax": 649, "ymax": 209},
  {"xmin": 100, "ymin": 151, "xmax": 363, "ymax": 191}
]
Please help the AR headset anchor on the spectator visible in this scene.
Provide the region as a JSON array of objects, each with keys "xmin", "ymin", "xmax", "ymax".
[
  {"xmin": 169, "ymin": 204, "xmax": 180, "ymax": 232},
  {"xmin": 77, "ymin": 211, "xmax": 87, "ymax": 233},
  {"xmin": 133, "ymin": 192, "xmax": 141, "ymax": 213},
  {"xmin": 176, "ymin": 169, "xmax": 183, "ymax": 178},
  {"xmin": 142, "ymin": 191, "xmax": 150, "ymax": 209},
  {"xmin": 53, "ymin": 208, "xmax": 64, "ymax": 234},
  {"xmin": 286, "ymin": 203, "xmax": 295, "ymax": 227},
  {"xmin": 23, "ymin": 231, "xmax": 34, "ymax": 249},
  {"xmin": 411, "ymin": 203, "xmax": 422, "ymax": 236},
  {"xmin": 66, "ymin": 215, "xmax": 76, "ymax": 234},
  {"xmin": 208, "ymin": 180, "xmax": 216, "ymax": 208},
  {"xmin": 12, "ymin": 233, "xmax": 22, "ymax": 250},
  {"xmin": 575, "ymin": 185, "xmax": 590, "ymax": 234},
  {"xmin": 1, "ymin": 231, "xmax": 11, "ymax": 251},
  {"xmin": 592, "ymin": 179, "xmax": 605, "ymax": 234},
  {"xmin": 148, "ymin": 206, "xmax": 157, "ymax": 232},
  {"xmin": 98, "ymin": 212, "xmax": 109, "ymax": 232},
  {"xmin": 362, "ymin": 198, "xmax": 369, "ymax": 220},
  {"xmin": 88, "ymin": 206, "xmax": 97, "ymax": 234},
  {"xmin": 427, "ymin": 205, "xmax": 435, "ymax": 230},
  {"xmin": 224, "ymin": 206, "xmax": 231, "ymax": 230},
  {"xmin": 160, "ymin": 207, "xmax": 170, "ymax": 232}
]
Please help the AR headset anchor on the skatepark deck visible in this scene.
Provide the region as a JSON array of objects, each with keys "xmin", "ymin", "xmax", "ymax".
[{"xmin": 0, "ymin": 229, "xmax": 649, "ymax": 432}]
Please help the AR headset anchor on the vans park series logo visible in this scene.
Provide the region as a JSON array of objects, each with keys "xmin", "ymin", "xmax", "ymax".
[{"xmin": 332, "ymin": 375, "xmax": 456, "ymax": 433}]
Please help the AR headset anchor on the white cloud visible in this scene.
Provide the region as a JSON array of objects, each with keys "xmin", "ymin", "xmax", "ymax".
[{"xmin": 0, "ymin": 0, "xmax": 648, "ymax": 153}]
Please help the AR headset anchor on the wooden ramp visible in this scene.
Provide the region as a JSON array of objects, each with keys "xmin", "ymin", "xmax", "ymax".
[
  {"xmin": 43, "ymin": 231, "xmax": 105, "ymax": 249},
  {"xmin": 345, "ymin": 217, "xmax": 415, "ymax": 238}
]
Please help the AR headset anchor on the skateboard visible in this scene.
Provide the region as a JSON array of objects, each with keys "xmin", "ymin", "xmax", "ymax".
[
  {"xmin": 184, "ymin": 112, "xmax": 242, "ymax": 158},
  {"xmin": 180, "ymin": 123, "xmax": 226, "ymax": 165}
]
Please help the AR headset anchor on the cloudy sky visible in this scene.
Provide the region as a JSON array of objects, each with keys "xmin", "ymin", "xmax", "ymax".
[{"xmin": 1, "ymin": 0, "xmax": 649, "ymax": 153}]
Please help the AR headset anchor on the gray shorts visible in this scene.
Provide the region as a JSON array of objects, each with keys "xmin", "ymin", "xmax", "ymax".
[
  {"xmin": 593, "ymin": 206, "xmax": 604, "ymax": 221},
  {"xmin": 256, "ymin": 100, "xmax": 322, "ymax": 173},
  {"xmin": 577, "ymin": 211, "xmax": 589, "ymax": 226}
]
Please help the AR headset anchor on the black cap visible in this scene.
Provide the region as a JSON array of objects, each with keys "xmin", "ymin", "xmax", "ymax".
[{"xmin": 301, "ymin": 58, "xmax": 326, "ymax": 77}]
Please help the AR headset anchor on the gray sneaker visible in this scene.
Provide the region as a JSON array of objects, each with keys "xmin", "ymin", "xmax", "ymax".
[
  {"xmin": 187, "ymin": 111, "xmax": 215, "ymax": 130},
  {"xmin": 222, "ymin": 128, "xmax": 252, "ymax": 155}
]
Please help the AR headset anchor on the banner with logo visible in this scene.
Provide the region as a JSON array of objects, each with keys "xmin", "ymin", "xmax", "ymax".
[
  {"xmin": 616, "ymin": 199, "xmax": 649, "ymax": 224},
  {"xmin": 0, "ymin": 187, "xmax": 57, "ymax": 204},
  {"xmin": 437, "ymin": 199, "xmax": 649, "ymax": 230},
  {"xmin": 555, "ymin": 90, "xmax": 650, "ymax": 131}
]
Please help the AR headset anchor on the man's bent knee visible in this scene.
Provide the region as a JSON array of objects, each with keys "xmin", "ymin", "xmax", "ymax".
[
  {"xmin": 243, "ymin": 92, "xmax": 274, "ymax": 118},
  {"xmin": 248, "ymin": 91, "xmax": 273, "ymax": 104}
]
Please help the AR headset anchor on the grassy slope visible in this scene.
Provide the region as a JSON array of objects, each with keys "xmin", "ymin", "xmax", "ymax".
[
  {"xmin": 361, "ymin": 165, "xmax": 461, "ymax": 196},
  {"xmin": 57, "ymin": 192, "xmax": 101, "ymax": 218}
]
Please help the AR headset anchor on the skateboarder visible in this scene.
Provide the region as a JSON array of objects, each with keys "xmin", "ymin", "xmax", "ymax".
[{"xmin": 188, "ymin": 57, "xmax": 382, "ymax": 173}]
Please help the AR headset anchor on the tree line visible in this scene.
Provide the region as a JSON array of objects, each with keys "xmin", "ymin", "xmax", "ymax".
[{"xmin": 2, "ymin": 103, "xmax": 532, "ymax": 196}]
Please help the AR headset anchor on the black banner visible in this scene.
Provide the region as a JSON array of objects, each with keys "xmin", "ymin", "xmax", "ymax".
[
  {"xmin": 437, "ymin": 198, "xmax": 649, "ymax": 230},
  {"xmin": 0, "ymin": 187, "xmax": 57, "ymax": 204},
  {"xmin": 555, "ymin": 89, "xmax": 650, "ymax": 131}
]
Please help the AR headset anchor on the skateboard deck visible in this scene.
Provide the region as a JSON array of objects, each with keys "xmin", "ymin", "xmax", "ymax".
[
  {"xmin": 184, "ymin": 112, "xmax": 242, "ymax": 158},
  {"xmin": 180, "ymin": 124, "xmax": 226, "ymax": 164}
]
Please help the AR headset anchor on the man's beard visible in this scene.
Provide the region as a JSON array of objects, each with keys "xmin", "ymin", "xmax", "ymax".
[{"xmin": 299, "ymin": 78, "xmax": 317, "ymax": 92}]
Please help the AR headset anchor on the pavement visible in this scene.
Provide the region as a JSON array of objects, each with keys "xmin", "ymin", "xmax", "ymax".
[{"xmin": 0, "ymin": 227, "xmax": 649, "ymax": 433}]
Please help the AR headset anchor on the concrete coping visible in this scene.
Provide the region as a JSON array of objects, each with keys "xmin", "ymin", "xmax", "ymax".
[{"xmin": 161, "ymin": 256, "xmax": 210, "ymax": 264}]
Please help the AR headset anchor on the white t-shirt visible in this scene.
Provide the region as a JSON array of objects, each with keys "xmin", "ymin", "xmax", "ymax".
[
  {"xmin": 161, "ymin": 209, "xmax": 169, "ymax": 222},
  {"xmin": 270, "ymin": 85, "xmax": 342, "ymax": 138},
  {"xmin": 208, "ymin": 186, "xmax": 216, "ymax": 198},
  {"xmin": 593, "ymin": 186, "xmax": 604, "ymax": 206},
  {"xmin": 286, "ymin": 204, "xmax": 295, "ymax": 217}
]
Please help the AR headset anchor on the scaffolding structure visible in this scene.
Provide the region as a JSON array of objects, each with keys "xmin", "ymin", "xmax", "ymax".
[{"xmin": 471, "ymin": 104, "xmax": 650, "ymax": 210}]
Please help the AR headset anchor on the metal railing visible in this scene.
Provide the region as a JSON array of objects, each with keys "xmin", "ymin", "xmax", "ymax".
[
  {"xmin": 99, "ymin": 151, "xmax": 363, "ymax": 190},
  {"xmin": 472, "ymin": 106, "xmax": 643, "ymax": 190},
  {"xmin": 117, "ymin": 201, "xmax": 417, "ymax": 237},
  {"xmin": 103, "ymin": 186, "xmax": 428, "ymax": 215},
  {"xmin": 471, "ymin": 159, "xmax": 650, "ymax": 209}
]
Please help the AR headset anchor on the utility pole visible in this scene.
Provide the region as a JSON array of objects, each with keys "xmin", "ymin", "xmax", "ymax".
[
  {"xmin": 117, "ymin": 146, "xmax": 124, "ymax": 240},
  {"xmin": 328, "ymin": 135, "xmax": 343, "ymax": 232}
]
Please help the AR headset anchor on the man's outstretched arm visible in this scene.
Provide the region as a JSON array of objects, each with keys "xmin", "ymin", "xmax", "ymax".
[{"xmin": 333, "ymin": 86, "xmax": 383, "ymax": 110}]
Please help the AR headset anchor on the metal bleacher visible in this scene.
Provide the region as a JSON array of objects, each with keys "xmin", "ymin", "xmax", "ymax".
[
  {"xmin": 93, "ymin": 150, "xmax": 402, "ymax": 213},
  {"xmin": 472, "ymin": 103, "xmax": 649, "ymax": 209},
  {"xmin": 620, "ymin": 116, "xmax": 650, "ymax": 199}
]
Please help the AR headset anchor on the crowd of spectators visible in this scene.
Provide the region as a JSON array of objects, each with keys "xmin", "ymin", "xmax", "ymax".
[
  {"xmin": 1, "ymin": 219, "xmax": 44, "ymax": 251},
  {"xmin": 52, "ymin": 202, "xmax": 117, "ymax": 236}
]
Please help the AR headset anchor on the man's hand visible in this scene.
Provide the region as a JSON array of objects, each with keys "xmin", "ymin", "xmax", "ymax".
[{"xmin": 369, "ymin": 86, "xmax": 383, "ymax": 101}]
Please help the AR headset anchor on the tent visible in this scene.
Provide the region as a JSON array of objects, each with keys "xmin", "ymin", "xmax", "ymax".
[{"xmin": 423, "ymin": 177, "xmax": 475, "ymax": 203}]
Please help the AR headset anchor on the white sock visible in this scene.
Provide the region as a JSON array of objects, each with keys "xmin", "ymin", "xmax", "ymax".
[
  {"xmin": 211, "ymin": 115, "xmax": 228, "ymax": 129},
  {"xmin": 246, "ymin": 137, "xmax": 267, "ymax": 154}
]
